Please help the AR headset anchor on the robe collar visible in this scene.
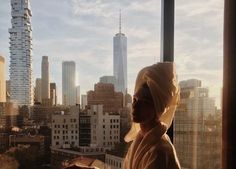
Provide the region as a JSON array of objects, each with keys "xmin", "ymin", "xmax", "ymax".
[{"xmin": 130, "ymin": 122, "xmax": 168, "ymax": 169}]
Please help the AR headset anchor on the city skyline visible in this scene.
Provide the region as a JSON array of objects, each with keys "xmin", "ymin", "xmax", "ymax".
[{"xmin": 0, "ymin": 0, "xmax": 223, "ymax": 107}]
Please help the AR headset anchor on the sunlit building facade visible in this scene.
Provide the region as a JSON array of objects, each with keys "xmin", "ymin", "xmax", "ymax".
[
  {"xmin": 51, "ymin": 106, "xmax": 80, "ymax": 148},
  {"xmin": 87, "ymin": 83, "xmax": 123, "ymax": 113},
  {"xmin": 0, "ymin": 102, "xmax": 19, "ymax": 128},
  {"xmin": 80, "ymin": 105, "xmax": 120, "ymax": 149},
  {"xmin": 6, "ymin": 80, "xmax": 11, "ymax": 102},
  {"xmin": 9, "ymin": 0, "xmax": 33, "ymax": 106},
  {"xmin": 90, "ymin": 105, "xmax": 120, "ymax": 148},
  {"xmin": 174, "ymin": 79, "xmax": 221, "ymax": 169},
  {"xmin": 0, "ymin": 56, "xmax": 6, "ymax": 102}
]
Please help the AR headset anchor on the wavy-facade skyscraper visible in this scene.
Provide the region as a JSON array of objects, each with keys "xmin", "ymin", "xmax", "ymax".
[{"xmin": 9, "ymin": 0, "xmax": 33, "ymax": 106}]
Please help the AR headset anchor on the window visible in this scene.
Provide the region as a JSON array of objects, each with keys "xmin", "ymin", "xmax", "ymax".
[
  {"xmin": 0, "ymin": 1, "xmax": 225, "ymax": 169},
  {"xmin": 174, "ymin": 1, "xmax": 223, "ymax": 169}
]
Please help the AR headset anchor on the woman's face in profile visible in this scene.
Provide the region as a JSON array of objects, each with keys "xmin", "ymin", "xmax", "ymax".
[{"xmin": 132, "ymin": 86, "xmax": 156, "ymax": 124}]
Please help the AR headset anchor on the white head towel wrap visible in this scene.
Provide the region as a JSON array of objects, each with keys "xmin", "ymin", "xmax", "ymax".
[{"xmin": 124, "ymin": 62, "xmax": 180, "ymax": 142}]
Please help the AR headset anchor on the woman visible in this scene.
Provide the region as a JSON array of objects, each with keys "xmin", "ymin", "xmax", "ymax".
[{"xmin": 123, "ymin": 62, "xmax": 181, "ymax": 169}]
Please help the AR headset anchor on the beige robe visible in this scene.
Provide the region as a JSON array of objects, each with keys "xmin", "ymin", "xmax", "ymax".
[{"xmin": 123, "ymin": 124, "xmax": 181, "ymax": 169}]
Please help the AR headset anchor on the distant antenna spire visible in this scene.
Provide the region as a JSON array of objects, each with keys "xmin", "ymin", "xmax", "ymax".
[{"xmin": 119, "ymin": 9, "xmax": 121, "ymax": 33}]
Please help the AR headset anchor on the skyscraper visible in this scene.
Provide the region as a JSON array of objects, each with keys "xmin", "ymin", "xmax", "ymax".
[
  {"xmin": 41, "ymin": 56, "xmax": 50, "ymax": 100},
  {"xmin": 9, "ymin": 0, "xmax": 33, "ymax": 106},
  {"xmin": 35, "ymin": 78, "xmax": 42, "ymax": 103},
  {"xmin": 0, "ymin": 56, "xmax": 6, "ymax": 102},
  {"xmin": 62, "ymin": 61, "xmax": 76, "ymax": 106},
  {"xmin": 81, "ymin": 95, "xmax": 87, "ymax": 110},
  {"xmin": 113, "ymin": 11, "xmax": 127, "ymax": 94},
  {"xmin": 76, "ymin": 85, "xmax": 80, "ymax": 105},
  {"xmin": 50, "ymin": 83, "xmax": 57, "ymax": 105}
]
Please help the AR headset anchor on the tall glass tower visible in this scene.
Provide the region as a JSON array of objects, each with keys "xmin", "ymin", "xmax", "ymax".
[
  {"xmin": 62, "ymin": 61, "xmax": 76, "ymax": 106},
  {"xmin": 41, "ymin": 56, "xmax": 50, "ymax": 100},
  {"xmin": 113, "ymin": 11, "xmax": 127, "ymax": 94},
  {"xmin": 9, "ymin": 0, "xmax": 33, "ymax": 106}
]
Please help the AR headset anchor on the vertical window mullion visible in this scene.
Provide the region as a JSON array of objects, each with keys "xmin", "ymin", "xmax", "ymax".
[{"xmin": 160, "ymin": 0, "xmax": 175, "ymax": 142}]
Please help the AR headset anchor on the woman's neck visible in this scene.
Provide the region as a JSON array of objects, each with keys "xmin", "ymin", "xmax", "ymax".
[{"xmin": 140, "ymin": 120, "xmax": 157, "ymax": 136}]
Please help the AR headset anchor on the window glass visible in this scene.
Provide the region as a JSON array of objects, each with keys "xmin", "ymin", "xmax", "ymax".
[
  {"xmin": 174, "ymin": 1, "xmax": 223, "ymax": 169},
  {"xmin": 0, "ymin": 0, "xmax": 223, "ymax": 169}
]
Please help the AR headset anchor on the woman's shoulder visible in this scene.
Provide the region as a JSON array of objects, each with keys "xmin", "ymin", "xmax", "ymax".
[
  {"xmin": 158, "ymin": 134, "xmax": 176, "ymax": 152},
  {"xmin": 156, "ymin": 134, "xmax": 181, "ymax": 169},
  {"xmin": 146, "ymin": 134, "xmax": 175, "ymax": 153},
  {"xmin": 139, "ymin": 134, "xmax": 181, "ymax": 169},
  {"xmin": 141, "ymin": 134, "xmax": 175, "ymax": 162}
]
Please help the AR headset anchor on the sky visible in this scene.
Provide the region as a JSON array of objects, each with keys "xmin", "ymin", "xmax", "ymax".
[{"xmin": 0, "ymin": 0, "xmax": 223, "ymax": 107}]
